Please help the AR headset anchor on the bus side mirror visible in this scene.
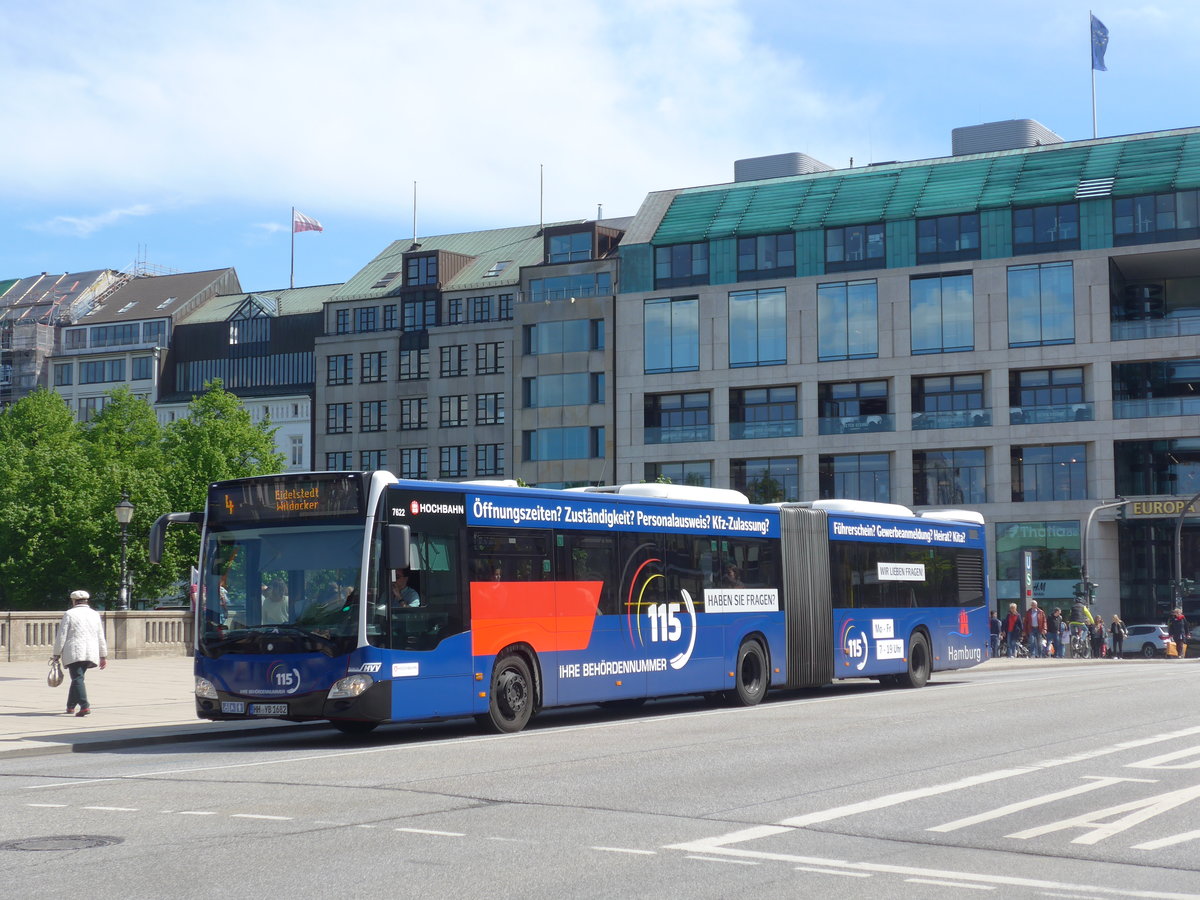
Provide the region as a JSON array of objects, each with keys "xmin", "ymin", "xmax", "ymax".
[
  {"xmin": 149, "ymin": 511, "xmax": 203, "ymax": 564},
  {"xmin": 387, "ymin": 522, "xmax": 411, "ymax": 570}
]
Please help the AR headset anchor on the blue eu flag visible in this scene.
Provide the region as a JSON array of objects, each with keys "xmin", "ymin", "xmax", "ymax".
[{"xmin": 1091, "ymin": 14, "xmax": 1109, "ymax": 71}]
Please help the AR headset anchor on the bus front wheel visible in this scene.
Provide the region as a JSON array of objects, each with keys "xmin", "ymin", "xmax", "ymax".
[
  {"xmin": 478, "ymin": 654, "xmax": 534, "ymax": 733},
  {"xmin": 728, "ymin": 639, "xmax": 768, "ymax": 706},
  {"xmin": 899, "ymin": 633, "xmax": 931, "ymax": 689}
]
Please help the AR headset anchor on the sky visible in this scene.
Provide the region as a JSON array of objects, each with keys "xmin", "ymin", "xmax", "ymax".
[{"xmin": 1, "ymin": 0, "xmax": 1198, "ymax": 293}]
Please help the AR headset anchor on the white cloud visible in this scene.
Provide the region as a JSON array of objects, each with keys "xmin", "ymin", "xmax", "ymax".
[{"xmin": 31, "ymin": 204, "xmax": 154, "ymax": 237}]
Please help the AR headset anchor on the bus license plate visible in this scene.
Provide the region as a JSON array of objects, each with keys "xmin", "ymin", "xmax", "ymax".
[{"xmin": 249, "ymin": 703, "xmax": 288, "ymax": 716}]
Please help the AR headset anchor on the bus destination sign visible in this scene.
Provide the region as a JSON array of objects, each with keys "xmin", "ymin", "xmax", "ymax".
[{"xmin": 209, "ymin": 474, "xmax": 365, "ymax": 524}]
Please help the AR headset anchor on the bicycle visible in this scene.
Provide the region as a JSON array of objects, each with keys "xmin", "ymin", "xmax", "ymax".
[{"xmin": 1068, "ymin": 625, "xmax": 1092, "ymax": 659}]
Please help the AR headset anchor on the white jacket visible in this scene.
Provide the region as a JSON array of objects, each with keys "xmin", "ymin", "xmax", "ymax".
[{"xmin": 53, "ymin": 604, "xmax": 108, "ymax": 667}]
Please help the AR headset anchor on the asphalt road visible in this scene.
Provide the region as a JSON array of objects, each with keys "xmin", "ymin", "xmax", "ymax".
[{"xmin": 2, "ymin": 658, "xmax": 1198, "ymax": 899}]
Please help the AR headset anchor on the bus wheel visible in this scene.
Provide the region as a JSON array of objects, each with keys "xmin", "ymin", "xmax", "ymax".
[
  {"xmin": 729, "ymin": 640, "xmax": 768, "ymax": 706},
  {"xmin": 480, "ymin": 654, "xmax": 534, "ymax": 733},
  {"xmin": 899, "ymin": 633, "xmax": 931, "ymax": 689},
  {"xmin": 330, "ymin": 720, "xmax": 378, "ymax": 735}
]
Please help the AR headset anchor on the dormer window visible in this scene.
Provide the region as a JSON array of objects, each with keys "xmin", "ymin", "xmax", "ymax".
[
  {"xmin": 406, "ymin": 255, "xmax": 438, "ymax": 286},
  {"xmin": 548, "ymin": 232, "xmax": 591, "ymax": 263}
]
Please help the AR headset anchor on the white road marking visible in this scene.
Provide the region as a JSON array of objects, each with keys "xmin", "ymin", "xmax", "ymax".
[
  {"xmin": 793, "ymin": 865, "xmax": 871, "ymax": 878},
  {"xmin": 686, "ymin": 855, "xmax": 758, "ymax": 865},
  {"xmin": 929, "ymin": 777, "xmax": 1157, "ymax": 833},
  {"xmin": 1007, "ymin": 783, "xmax": 1200, "ymax": 845},
  {"xmin": 25, "ymin": 803, "xmax": 66, "ymax": 808},
  {"xmin": 1134, "ymin": 830, "xmax": 1200, "ymax": 851},
  {"xmin": 395, "ymin": 827, "xmax": 464, "ymax": 837},
  {"xmin": 231, "ymin": 813, "xmax": 292, "ymax": 820},
  {"xmin": 906, "ymin": 877, "xmax": 995, "ymax": 891},
  {"xmin": 82, "ymin": 805, "xmax": 137, "ymax": 811},
  {"xmin": 591, "ymin": 846, "xmax": 656, "ymax": 855},
  {"xmin": 177, "ymin": 811, "xmax": 216, "ymax": 816}
]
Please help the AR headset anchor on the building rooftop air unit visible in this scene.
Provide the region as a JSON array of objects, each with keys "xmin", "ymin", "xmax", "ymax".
[
  {"xmin": 734, "ymin": 152, "xmax": 833, "ymax": 182},
  {"xmin": 951, "ymin": 119, "xmax": 1064, "ymax": 156}
]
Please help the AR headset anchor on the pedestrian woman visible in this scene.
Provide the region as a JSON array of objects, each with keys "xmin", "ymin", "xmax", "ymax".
[
  {"xmin": 1109, "ymin": 614, "xmax": 1126, "ymax": 659},
  {"xmin": 51, "ymin": 590, "xmax": 107, "ymax": 716},
  {"xmin": 1004, "ymin": 603, "xmax": 1023, "ymax": 658},
  {"xmin": 1167, "ymin": 607, "xmax": 1189, "ymax": 659},
  {"xmin": 1090, "ymin": 616, "xmax": 1107, "ymax": 659}
]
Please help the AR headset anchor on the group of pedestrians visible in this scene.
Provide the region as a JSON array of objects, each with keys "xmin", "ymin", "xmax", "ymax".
[{"xmin": 989, "ymin": 599, "xmax": 1127, "ymax": 659}]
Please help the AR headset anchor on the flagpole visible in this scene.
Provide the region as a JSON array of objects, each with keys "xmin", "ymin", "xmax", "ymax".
[
  {"xmin": 1090, "ymin": 12, "xmax": 1097, "ymax": 139},
  {"xmin": 290, "ymin": 206, "xmax": 296, "ymax": 289}
]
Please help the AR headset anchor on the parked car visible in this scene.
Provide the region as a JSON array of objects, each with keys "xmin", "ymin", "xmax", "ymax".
[
  {"xmin": 1122, "ymin": 624, "xmax": 1172, "ymax": 658},
  {"xmin": 152, "ymin": 597, "xmax": 190, "ymax": 611}
]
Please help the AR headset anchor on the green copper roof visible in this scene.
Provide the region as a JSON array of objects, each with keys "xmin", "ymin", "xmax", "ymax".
[{"xmin": 652, "ymin": 129, "xmax": 1200, "ymax": 244}]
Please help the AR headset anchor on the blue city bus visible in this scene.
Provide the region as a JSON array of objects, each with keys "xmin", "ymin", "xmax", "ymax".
[{"xmin": 149, "ymin": 471, "xmax": 989, "ymax": 734}]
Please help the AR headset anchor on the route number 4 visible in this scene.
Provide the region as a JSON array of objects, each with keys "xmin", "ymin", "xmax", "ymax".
[{"xmin": 648, "ymin": 602, "xmax": 682, "ymax": 642}]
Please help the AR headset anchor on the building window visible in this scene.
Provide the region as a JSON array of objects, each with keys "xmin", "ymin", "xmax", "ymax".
[
  {"xmin": 645, "ymin": 461, "xmax": 712, "ymax": 486},
  {"xmin": 398, "ymin": 349, "xmax": 429, "ymax": 380},
  {"xmin": 327, "ymin": 354, "xmax": 352, "ymax": 386},
  {"xmin": 448, "ymin": 298, "xmax": 464, "ymax": 325},
  {"xmin": 355, "ymin": 307, "xmax": 378, "ymax": 332},
  {"xmin": 729, "ymin": 288, "xmax": 786, "ymax": 368},
  {"xmin": 645, "ymin": 392, "xmax": 710, "ymax": 444},
  {"xmin": 817, "ymin": 280, "xmax": 878, "ymax": 361},
  {"xmin": 470, "ymin": 296, "xmax": 494, "ymax": 323},
  {"xmin": 131, "ymin": 356, "xmax": 154, "ymax": 381},
  {"xmin": 730, "ymin": 386, "xmax": 799, "ymax": 440},
  {"xmin": 78, "ymin": 396, "xmax": 110, "ymax": 421},
  {"xmin": 476, "ymin": 342, "xmax": 503, "ymax": 375},
  {"xmin": 476, "ymin": 392, "xmax": 505, "ymax": 425},
  {"xmin": 437, "ymin": 445, "xmax": 467, "ymax": 477},
  {"xmin": 523, "ymin": 373, "xmax": 595, "ymax": 408},
  {"xmin": 913, "ymin": 449, "xmax": 987, "ymax": 506},
  {"xmin": 383, "ymin": 304, "xmax": 398, "ymax": 330},
  {"xmin": 80, "ymin": 360, "xmax": 125, "ymax": 384},
  {"xmin": 360, "ymin": 400, "xmax": 386, "ymax": 432},
  {"xmin": 54, "ymin": 363, "xmax": 73, "ymax": 386},
  {"xmin": 1113, "ymin": 358, "xmax": 1200, "ymax": 419},
  {"xmin": 1116, "ymin": 439, "xmax": 1200, "ymax": 496},
  {"xmin": 528, "ymin": 274, "xmax": 612, "ymax": 304},
  {"xmin": 917, "ymin": 214, "xmax": 980, "ymax": 265},
  {"xmin": 335, "ymin": 309, "xmax": 350, "ymax": 335},
  {"xmin": 476, "ymin": 443, "xmax": 505, "ymax": 476},
  {"xmin": 911, "ymin": 374, "xmax": 987, "ymax": 429},
  {"xmin": 911, "ymin": 273, "xmax": 974, "ymax": 354},
  {"xmin": 1012, "ymin": 203, "xmax": 1080, "ymax": 255},
  {"xmin": 818, "ymin": 380, "xmax": 889, "ymax": 435},
  {"xmin": 142, "ymin": 321, "xmax": 167, "ymax": 345},
  {"xmin": 1011, "ymin": 444, "xmax": 1087, "ymax": 502},
  {"xmin": 290, "ymin": 435, "xmax": 304, "ymax": 467},
  {"xmin": 402, "ymin": 297, "xmax": 438, "ymax": 330},
  {"xmin": 737, "ymin": 234, "xmax": 795, "ymax": 280},
  {"xmin": 644, "ymin": 297, "xmax": 698, "ymax": 373},
  {"xmin": 361, "ymin": 449, "xmax": 387, "ymax": 470},
  {"xmin": 440, "ymin": 395, "xmax": 469, "ymax": 427},
  {"xmin": 825, "ymin": 223, "xmax": 885, "ymax": 273},
  {"xmin": 64, "ymin": 329, "xmax": 87, "ymax": 350},
  {"xmin": 399, "ymin": 397, "xmax": 428, "ymax": 430},
  {"xmin": 654, "ymin": 242, "xmax": 709, "ymax": 288},
  {"xmin": 523, "ymin": 427, "xmax": 603, "ymax": 461},
  {"xmin": 360, "ymin": 351, "xmax": 387, "ymax": 383},
  {"xmin": 498, "ymin": 294, "xmax": 513, "ymax": 320},
  {"xmin": 994, "ymin": 521, "xmax": 1080, "ymax": 604},
  {"xmin": 548, "ymin": 231, "xmax": 592, "ymax": 263},
  {"xmin": 731, "ymin": 457, "xmax": 799, "ymax": 503},
  {"xmin": 484, "ymin": 260, "xmax": 512, "ymax": 278},
  {"xmin": 326, "ymin": 403, "xmax": 352, "ymax": 434},
  {"xmin": 1008, "ymin": 261, "xmax": 1074, "ymax": 348},
  {"xmin": 1115, "ymin": 190, "xmax": 1200, "ymax": 246},
  {"xmin": 524, "ymin": 319, "xmax": 602, "ymax": 355},
  {"xmin": 440, "ymin": 344, "xmax": 468, "ymax": 377},
  {"xmin": 1009, "ymin": 367, "xmax": 1088, "ymax": 424},
  {"xmin": 819, "ymin": 453, "xmax": 890, "ymax": 502},
  {"xmin": 400, "ymin": 448, "xmax": 428, "ymax": 480},
  {"xmin": 406, "ymin": 255, "xmax": 438, "ymax": 286},
  {"xmin": 325, "ymin": 451, "xmax": 353, "ymax": 471}
]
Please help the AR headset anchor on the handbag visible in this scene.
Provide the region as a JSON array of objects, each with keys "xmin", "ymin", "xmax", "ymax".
[{"xmin": 47, "ymin": 657, "xmax": 64, "ymax": 688}]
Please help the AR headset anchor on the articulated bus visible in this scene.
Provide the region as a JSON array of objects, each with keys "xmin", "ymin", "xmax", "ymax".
[{"xmin": 150, "ymin": 471, "xmax": 989, "ymax": 734}]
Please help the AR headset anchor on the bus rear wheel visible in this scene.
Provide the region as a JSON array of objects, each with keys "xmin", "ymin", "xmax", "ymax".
[
  {"xmin": 899, "ymin": 633, "xmax": 931, "ymax": 689},
  {"xmin": 478, "ymin": 654, "xmax": 534, "ymax": 733},
  {"xmin": 728, "ymin": 639, "xmax": 768, "ymax": 706}
]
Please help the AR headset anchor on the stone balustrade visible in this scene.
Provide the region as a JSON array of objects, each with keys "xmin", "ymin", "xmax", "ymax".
[{"xmin": 1, "ymin": 610, "xmax": 192, "ymax": 662}]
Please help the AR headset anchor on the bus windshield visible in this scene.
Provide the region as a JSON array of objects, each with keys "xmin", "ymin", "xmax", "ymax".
[{"xmin": 199, "ymin": 521, "xmax": 364, "ymax": 658}]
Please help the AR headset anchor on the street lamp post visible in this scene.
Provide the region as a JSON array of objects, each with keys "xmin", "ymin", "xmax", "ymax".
[
  {"xmin": 114, "ymin": 493, "xmax": 135, "ymax": 611},
  {"xmin": 1079, "ymin": 498, "xmax": 1131, "ymax": 610}
]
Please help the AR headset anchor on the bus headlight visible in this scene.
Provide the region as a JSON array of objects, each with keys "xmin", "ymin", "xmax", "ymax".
[
  {"xmin": 195, "ymin": 677, "xmax": 218, "ymax": 699},
  {"xmin": 328, "ymin": 673, "xmax": 374, "ymax": 699}
]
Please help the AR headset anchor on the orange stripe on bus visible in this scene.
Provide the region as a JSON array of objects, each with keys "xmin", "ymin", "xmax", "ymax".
[{"xmin": 470, "ymin": 581, "xmax": 602, "ymax": 656}]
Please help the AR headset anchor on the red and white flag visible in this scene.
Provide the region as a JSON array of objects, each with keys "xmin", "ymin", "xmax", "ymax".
[{"xmin": 292, "ymin": 209, "xmax": 323, "ymax": 233}]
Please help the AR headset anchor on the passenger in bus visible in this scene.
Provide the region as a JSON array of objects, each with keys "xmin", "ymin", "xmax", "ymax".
[
  {"xmin": 390, "ymin": 569, "xmax": 421, "ymax": 608},
  {"xmin": 261, "ymin": 579, "xmax": 289, "ymax": 623},
  {"xmin": 721, "ymin": 565, "xmax": 743, "ymax": 588}
]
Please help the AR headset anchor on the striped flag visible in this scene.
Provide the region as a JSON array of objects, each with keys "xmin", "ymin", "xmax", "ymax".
[{"xmin": 292, "ymin": 209, "xmax": 323, "ymax": 233}]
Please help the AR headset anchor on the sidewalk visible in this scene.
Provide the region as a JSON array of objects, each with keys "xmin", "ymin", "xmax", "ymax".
[
  {"xmin": 0, "ymin": 656, "xmax": 303, "ymax": 758},
  {"xmin": 0, "ymin": 653, "xmax": 1167, "ymax": 759}
]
